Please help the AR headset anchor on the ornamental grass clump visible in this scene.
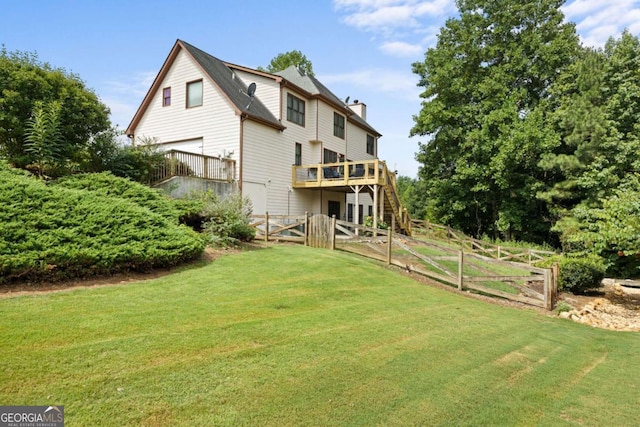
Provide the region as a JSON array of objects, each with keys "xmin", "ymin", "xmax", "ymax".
[{"xmin": 200, "ymin": 193, "xmax": 255, "ymax": 247}]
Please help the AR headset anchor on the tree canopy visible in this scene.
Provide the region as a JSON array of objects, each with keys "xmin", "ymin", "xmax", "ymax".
[
  {"xmin": 0, "ymin": 47, "xmax": 111, "ymax": 174},
  {"xmin": 411, "ymin": 0, "xmax": 580, "ymax": 243},
  {"xmin": 258, "ymin": 50, "xmax": 314, "ymax": 76},
  {"xmin": 409, "ymin": 1, "xmax": 640, "ymax": 274}
]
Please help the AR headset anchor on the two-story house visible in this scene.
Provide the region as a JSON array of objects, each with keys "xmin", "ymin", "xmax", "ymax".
[{"xmin": 126, "ymin": 40, "xmax": 409, "ymax": 233}]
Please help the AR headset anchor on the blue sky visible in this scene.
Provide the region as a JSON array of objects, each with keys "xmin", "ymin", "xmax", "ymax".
[{"xmin": 2, "ymin": 0, "xmax": 639, "ymax": 177}]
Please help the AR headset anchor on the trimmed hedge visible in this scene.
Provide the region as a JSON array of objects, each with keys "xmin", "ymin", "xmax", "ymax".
[
  {"xmin": 53, "ymin": 172, "xmax": 181, "ymax": 221},
  {"xmin": 541, "ymin": 254, "xmax": 606, "ymax": 294},
  {"xmin": 0, "ymin": 163, "xmax": 205, "ymax": 283}
]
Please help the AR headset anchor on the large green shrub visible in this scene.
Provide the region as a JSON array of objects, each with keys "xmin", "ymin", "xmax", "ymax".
[
  {"xmin": 0, "ymin": 163, "xmax": 205, "ymax": 283},
  {"xmin": 54, "ymin": 172, "xmax": 180, "ymax": 222},
  {"xmin": 201, "ymin": 193, "xmax": 255, "ymax": 247},
  {"xmin": 542, "ymin": 254, "xmax": 606, "ymax": 294}
]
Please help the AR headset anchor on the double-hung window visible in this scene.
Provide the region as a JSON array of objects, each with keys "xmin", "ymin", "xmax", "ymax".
[
  {"xmin": 287, "ymin": 94, "xmax": 305, "ymax": 126},
  {"xmin": 366, "ymin": 134, "xmax": 375, "ymax": 155},
  {"xmin": 187, "ymin": 80, "xmax": 203, "ymax": 108},
  {"xmin": 334, "ymin": 112, "xmax": 345, "ymax": 139},
  {"xmin": 162, "ymin": 87, "xmax": 171, "ymax": 106}
]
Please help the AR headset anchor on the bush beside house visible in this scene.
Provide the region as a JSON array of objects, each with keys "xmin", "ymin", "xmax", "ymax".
[{"xmin": 0, "ymin": 163, "xmax": 205, "ymax": 283}]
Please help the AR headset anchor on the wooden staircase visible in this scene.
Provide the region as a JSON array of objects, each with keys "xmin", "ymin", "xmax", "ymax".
[{"xmin": 380, "ymin": 164, "xmax": 411, "ymax": 235}]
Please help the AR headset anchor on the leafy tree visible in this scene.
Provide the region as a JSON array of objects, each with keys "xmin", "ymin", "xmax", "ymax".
[
  {"xmin": 79, "ymin": 129, "xmax": 165, "ymax": 183},
  {"xmin": 0, "ymin": 46, "xmax": 111, "ymax": 170},
  {"xmin": 411, "ymin": 0, "xmax": 580, "ymax": 243},
  {"xmin": 396, "ymin": 175, "xmax": 428, "ymax": 219},
  {"xmin": 555, "ymin": 175, "xmax": 640, "ymax": 276},
  {"xmin": 258, "ymin": 50, "xmax": 314, "ymax": 76}
]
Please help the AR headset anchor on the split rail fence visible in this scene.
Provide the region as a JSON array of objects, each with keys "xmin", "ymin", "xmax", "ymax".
[
  {"xmin": 250, "ymin": 213, "xmax": 558, "ymax": 310},
  {"xmin": 411, "ymin": 219, "xmax": 556, "ymax": 265}
]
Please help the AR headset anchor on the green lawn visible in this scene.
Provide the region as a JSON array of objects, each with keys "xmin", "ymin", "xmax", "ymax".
[{"xmin": 1, "ymin": 245, "xmax": 638, "ymax": 426}]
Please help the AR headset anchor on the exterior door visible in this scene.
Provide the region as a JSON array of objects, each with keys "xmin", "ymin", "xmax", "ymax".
[{"xmin": 328, "ymin": 201, "xmax": 340, "ymax": 219}]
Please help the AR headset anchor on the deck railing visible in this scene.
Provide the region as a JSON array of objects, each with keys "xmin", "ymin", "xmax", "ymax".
[
  {"xmin": 292, "ymin": 159, "xmax": 411, "ymax": 235},
  {"xmin": 292, "ymin": 159, "xmax": 385, "ymax": 187},
  {"xmin": 151, "ymin": 149, "xmax": 236, "ymax": 184}
]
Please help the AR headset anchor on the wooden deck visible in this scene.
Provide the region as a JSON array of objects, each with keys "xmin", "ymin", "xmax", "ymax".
[
  {"xmin": 291, "ymin": 159, "xmax": 387, "ymax": 189},
  {"xmin": 151, "ymin": 149, "xmax": 236, "ymax": 184},
  {"xmin": 292, "ymin": 160, "xmax": 411, "ymax": 235}
]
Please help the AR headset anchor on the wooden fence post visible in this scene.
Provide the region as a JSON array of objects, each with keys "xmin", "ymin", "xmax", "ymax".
[
  {"xmin": 304, "ymin": 211, "xmax": 309, "ymax": 246},
  {"xmin": 387, "ymin": 215, "xmax": 395, "ymax": 265},
  {"xmin": 264, "ymin": 212, "xmax": 269, "ymax": 243},
  {"xmin": 458, "ymin": 250, "xmax": 464, "ymax": 290},
  {"xmin": 330, "ymin": 215, "xmax": 336, "ymax": 250},
  {"xmin": 552, "ymin": 262, "xmax": 559, "ymax": 308},
  {"xmin": 544, "ymin": 268, "xmax": 552, "ymax": 310},
  {"xmin": 498, "ymin": 245, "xmax": 501, "ymax": 260}
]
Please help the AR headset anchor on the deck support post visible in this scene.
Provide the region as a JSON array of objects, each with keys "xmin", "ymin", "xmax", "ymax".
[
  {"xmin": 379, "ymin": 186, "xmax": 385, "ymax": 227},
  {"xmin": 264, "ymin": 211, "xmax": 269, "ymax": 242},
  {"xmin": 354, "ymin": 185, "xmax": 361, "ymax": 235}
]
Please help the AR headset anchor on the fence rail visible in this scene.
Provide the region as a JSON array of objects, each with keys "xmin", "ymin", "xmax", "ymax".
[
  {"xmin": 151, "ymin": 149, "xmax": 236, "ymax": 184},
  {"xmin": 411, "ymin": 219, "xmax": 556, "ymax": 265},
  {"xmin": 250, "ymin": 214, "xmax": 558, "ymax": 310}
]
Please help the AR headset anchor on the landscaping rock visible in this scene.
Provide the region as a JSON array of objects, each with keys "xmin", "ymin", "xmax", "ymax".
[{"xmin": 558, "ymin": 281, "xmax": 639, "ymax": 332}]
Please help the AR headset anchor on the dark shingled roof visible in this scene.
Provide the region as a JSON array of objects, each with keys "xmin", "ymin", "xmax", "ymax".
[
  {"xmin": 179, "ymin": 40, "xmax": 283, "ymax": 130},
  {"xmin": 129, "ymin": 40, "xmax": 379, "ymax": 137}
]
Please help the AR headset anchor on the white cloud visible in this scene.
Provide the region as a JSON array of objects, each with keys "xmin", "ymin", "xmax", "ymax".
[
  {"xmin": 562, "ymin": 0, "xmax": 640, "ymax": 47},
  {"xmin": 335, "ymin": 0, "xmax": 452, "ymax": 31},
  {"xmin": 379, "ymin": 41, "xmax": 424, "ymax": 57},
  {"xmin": 333, "ymin": 0, "xmax": 454, "ymax": 54},
  {"xmin": 562, "ymin": 0, "xmax": 607, "ymax": 16}
]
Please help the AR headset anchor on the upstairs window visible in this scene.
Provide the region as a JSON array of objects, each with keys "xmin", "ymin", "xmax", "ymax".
[
  {"xmin": 295, "ymin": 143, "xmax": 302, "ymax": 166},
  {"xmin": 187, "ymin": 80, "xmax": 203, "ymax": 108},
  {"xmin": 162, "ymin": 87, "xmax": 171, "ymax": 106},
  {"xmin": 366, "ymin": 134, "xmax": 375, "ymax": 155},
  {"xmin": 287, "ymin": 94, "xmax": 305, "ymax": 126},
  {"xmin": 334, "ymin": 112, "xmax": 345, "ymax": 139}
]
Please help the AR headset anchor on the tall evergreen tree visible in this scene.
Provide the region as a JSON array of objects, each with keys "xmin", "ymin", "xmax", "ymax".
[
  {"xmin": 411, "ymin": 0, "xmax": 580, "ymax": 242},
  {"xmin": 541, "ymin": 31, "xmax": 640, "ymax": 211},
  {"xmin": 541, "ymin": 31, "xmax": 640, "ymax": 262}
]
